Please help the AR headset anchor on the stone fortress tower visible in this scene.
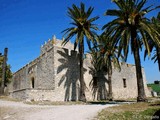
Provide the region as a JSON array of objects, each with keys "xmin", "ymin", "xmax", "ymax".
[{"xmin": 8, "ymin": 36, "xmax": 151, "ymax": 101}]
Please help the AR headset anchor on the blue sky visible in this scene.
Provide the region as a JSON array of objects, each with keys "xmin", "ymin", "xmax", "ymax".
[{"xmin": 0, "ymin": 0, "xmax": 159, "ymax": 83}]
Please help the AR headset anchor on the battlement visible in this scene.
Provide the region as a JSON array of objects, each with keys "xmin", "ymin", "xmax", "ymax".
[{"xmin": 40, "ymin": 35, "xmax": 76, "ymax": 55}]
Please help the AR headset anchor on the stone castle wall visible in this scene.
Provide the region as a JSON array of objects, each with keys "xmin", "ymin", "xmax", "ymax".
[
  {"xmin": 9, "ymin": 37, "xmax": 151, "ymax": 101},
  {"xmin": 111, "ymin": 63, "xmax": 151, "ymax": 99}
]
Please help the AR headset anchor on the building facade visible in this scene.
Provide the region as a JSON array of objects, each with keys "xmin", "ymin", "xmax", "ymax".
[{"xmin": 8, "ymin": 36, "xmax": 151, "ymax": 101}]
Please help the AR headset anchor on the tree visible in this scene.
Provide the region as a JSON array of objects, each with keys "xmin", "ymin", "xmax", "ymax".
[
  {"xmin": 144, "ymin": 12, "xmax": 160, "ymax": 71},
  {"xmin": 0, "ymin": 48, "xmax": 7, "ymax": 94},
  {"xmin": 89, "ymin": 44, "xmax": 108, "ymax": 100},
  {"xmin": 89, "ymin": 34, "xmax": 122, "ymax": 101},
  {"xmin": 89, "ymin": 48, "xmax": 101, "ymax": 100},
  {"xmin": 62, "ymin": 2, "xmax": 99, "ymax": 101},
  {"xmin": 0, "ymin": 49, "xmax": 12, "ymax": 95},
  {"xmin": 0, "ymin": 64, "xmax": 12, "ymax": 87},
  {"xmin": 98, "ymin": 34, "xmax": 122, "ymax": 101},
  {"xmin": 103, "ymin": 0, "xmax": 160, "ymax": 102}
]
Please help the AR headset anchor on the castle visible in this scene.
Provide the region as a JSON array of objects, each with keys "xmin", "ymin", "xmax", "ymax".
[{"xmin": 8, "ymin": 36, "xmax": 151, "ymax": 101}]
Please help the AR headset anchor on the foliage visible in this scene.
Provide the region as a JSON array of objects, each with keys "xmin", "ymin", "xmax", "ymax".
[
  {"xmin": 62, "ymin": 2, "xmax": 99, "ymax": 50},
  {"xmin": 102, "ymin": 0, "xmax": 160, "ymax": 102},
  {"xmin": 103, "ymin": 0, "xmax": 160, "ymax": 60},
  {"xmin": 89, "ymin": 34, "xmax": 123, "ymax": 101},
  {"xmin": 97, "ymin": 34, "xmax": 122, "ymax": 71},
  {"xmin": 89, "ymin": 47, "xmax": 103, "ymax": 100},
  {"xmin": 0, "ymin": 56, "xmax": 12, "ymax": 86},
  {"xmin": 62, "ymin": 2, "xmax": 99, "ymax": 101},
  {"xmin": 147, "ymin": 84, "xmax": 160, "ymax": 93},
  {"xmin": 144, "ymin": 12, "xmax": 160, "ymax": 71}
]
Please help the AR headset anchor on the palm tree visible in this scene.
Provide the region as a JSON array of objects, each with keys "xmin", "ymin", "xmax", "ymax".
[
  {"xmin": 89, "ymin": 34, "xmax": 122, "ymax": 101},
  {"xmin": 89, "ymin": 48, "xmax": 102, "ymax": 100},
  {"xmin": 89, "ymin": 43, "xmax": 109, "ymax": 100},
  {"xmin": 144, "ymin": 12, "xmax": 160, "ymax": 71},
  {"xmin": 98, "ymin": 34, "xmax": 122, "ymax": 101},
  {"xmin": 62, "ymin": 2, "xmax": 99, "ymax": 101},
  {"xmin": 103, "ymin": 0, "xmax": 160, "ymax": 102}
]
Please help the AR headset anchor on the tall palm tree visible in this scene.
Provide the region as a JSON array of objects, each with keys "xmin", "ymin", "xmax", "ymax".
[
  {"xmin": 62, "ymin": 2, "xmax": 99, "ymax": 101},
  {"xmin": 144, "ymin": 12, "xmax": 160, "ymax": 71},
  {"xmin": 103, "ymin": 0, "xmax": 160, "ymax": 102}
]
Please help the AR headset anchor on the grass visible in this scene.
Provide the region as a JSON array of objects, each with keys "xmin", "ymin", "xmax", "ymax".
[
  {"xmin": 97, "ymin": 100, "xmax": 160, "ymax": 120},
  {"xmin": 148, "ymin": 84, "xmax": 160, "ymax": 93},
  {"xmin": 0, "ymin": 96, "xmax": 21, "ymax": 102},
  {"xmin": 0, "ymin": 96, "xmax": 87, "ymax": 105},
  {"xmin": 24, "ymin": 100, "xmax": 87, "ymax": 105}
]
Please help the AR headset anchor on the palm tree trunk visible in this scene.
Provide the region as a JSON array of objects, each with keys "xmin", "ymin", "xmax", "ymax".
[
  {"xmin": 79, "ymin": 40, "xmax": 86, "ymax": 102},
  {"xmin": 108, "ymin": 59, "xmax": 113, "ymax": 101},
  {"xmin": 133, "ymin": 46, "xmax": 147, "ymax": 102},
  {"xmin": 131, "ymin": 28, "xmax": 147, "ymax": 102}
]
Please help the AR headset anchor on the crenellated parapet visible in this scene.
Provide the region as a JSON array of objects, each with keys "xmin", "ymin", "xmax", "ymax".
[
  {"xmin": 40, "ymin": 35, "xmax": 56, "ymax": 55},
  {"xmin": 40, "ymin": 35, "xmax": 76, "ymax": 55}
]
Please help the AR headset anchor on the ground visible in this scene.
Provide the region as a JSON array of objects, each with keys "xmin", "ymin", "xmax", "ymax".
[{"xmin": 0, "ymin": 99, "xmax": 116, "ymax": 120}]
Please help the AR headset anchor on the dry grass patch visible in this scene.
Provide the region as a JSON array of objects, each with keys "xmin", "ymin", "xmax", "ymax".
[
  {"xmin": 24, "ymin": 100, "xmax": 87, "ymax": 105},
  {"xmin": 0, "ymin": 96, "xmax": 21, "ymax": 102},
  {"xmin": 97, "ymin": 101, "xmax": 160, "ymax": 120}
]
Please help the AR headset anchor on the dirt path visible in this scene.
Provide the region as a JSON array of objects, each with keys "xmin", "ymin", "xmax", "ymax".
[{"xmin": 0, "ymin": 100, "xmax": 116, "ymax": 120}]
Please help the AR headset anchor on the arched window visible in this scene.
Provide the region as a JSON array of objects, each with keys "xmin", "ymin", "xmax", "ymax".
[{"xmin": 31, "ymin": 77, "xmax": 35, "ymax": 88}]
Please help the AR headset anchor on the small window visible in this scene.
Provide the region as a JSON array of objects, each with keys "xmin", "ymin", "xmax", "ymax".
[
  {"xmin": 31, "ymin": 77, "xmax": 35, "ymax": 88},
  {"xmin": 123, "ymin": 78, "xmax": 127, "ymax": 88}
]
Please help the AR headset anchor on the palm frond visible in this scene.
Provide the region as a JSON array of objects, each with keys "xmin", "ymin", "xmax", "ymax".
[
  {"xmin": 139, "ymin": 29, "xmax": 150, "ymax": 56},
  {"xmin": 136, "ymin": 0, "xmax": 147, "ymax": 12},
  {"xmin": 105, "ymin": 9, "xmax": 123, "ymax": 17},
  {"xmin": 88, "ymin": 16, "xmax": 99, "ymax": 23},
  {"xmin": 86, "ymin": 6, "xmax": 94, "ymax": 19}
]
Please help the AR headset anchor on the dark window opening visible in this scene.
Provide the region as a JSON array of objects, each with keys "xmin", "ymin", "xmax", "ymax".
[
  {"xmin": 123, "ymin": 78, "xmax": 127, "ymax": 88},
  {"xmin": 31, "ymin": 77, "xmax": 35, "ymax": 88}
]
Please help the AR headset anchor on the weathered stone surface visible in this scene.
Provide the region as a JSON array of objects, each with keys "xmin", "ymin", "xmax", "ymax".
[{"xmin": 8, "ymin": 38, "xmax": 151, "ymax": 101}]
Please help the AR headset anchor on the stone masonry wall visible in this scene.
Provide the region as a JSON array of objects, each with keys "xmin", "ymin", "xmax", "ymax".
[
  {"xmin": 83, "ymin": 61, "xmax": 151, "ymax": 100},
  {"xmin": 9, "ymin": 38, "xmax": 151, "ymax": 101},
  {"xmin": 111, "ymin": 63, "xmax": 137, "ymax": 99},
  {"xmin": 36, "ymin": 47, "xmax": 55, "ymax": 90},
  {"xmin": 53, "ymin": 47, "xmax": 80, "ymax": 101}
]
